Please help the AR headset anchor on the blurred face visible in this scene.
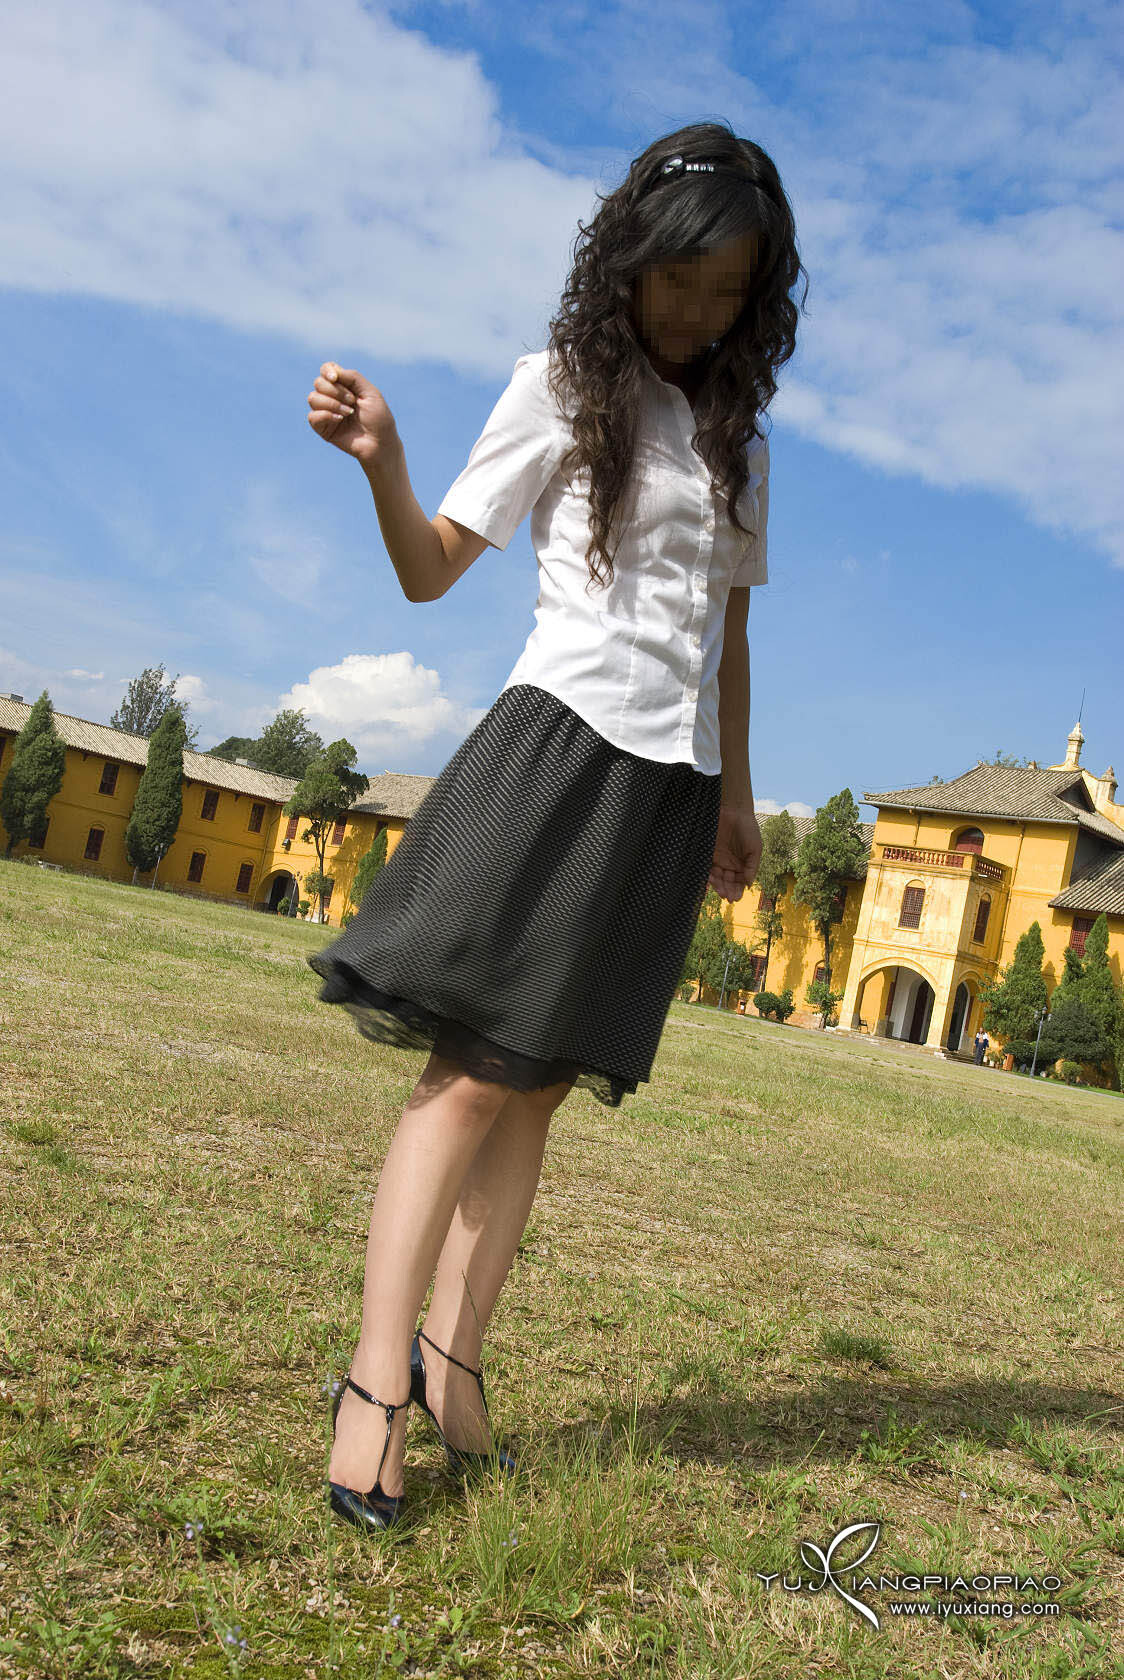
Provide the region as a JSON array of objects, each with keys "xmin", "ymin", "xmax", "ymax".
[{"xmin": 633, "ymin": 230, "xmax": 758, "ymax": 373}]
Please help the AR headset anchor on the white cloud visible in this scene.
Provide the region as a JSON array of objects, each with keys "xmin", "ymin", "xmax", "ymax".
[
  {"xmin": 277, "ymin": 651, "xmax": 486, "ymax": 763},
  {"xmin": 754, "ymin": 798, "xmax": 815, "ymax": 819},
  {"xmin": 0, "ymin": 0, "xmax": 591, "ymax": 378},
  {"xmin": 2, "ymin": 0, "xmax": 1121, "ymax": 568}
]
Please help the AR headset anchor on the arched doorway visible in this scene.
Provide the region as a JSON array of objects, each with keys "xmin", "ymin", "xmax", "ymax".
[
  {"xmin": 946, "ymin": 981, "xmax": 971, "ymax": 1052},
  {"xmin": 906, "ymin": 979, "xmax": 934, "ymax": 1043},
  {"xmin": 264, "ymin": 871, "xmax": 299, "ymax": 915},
  {"xmin": 855, "ymin": 964, "xmax": 935, "ymax": 1041}
]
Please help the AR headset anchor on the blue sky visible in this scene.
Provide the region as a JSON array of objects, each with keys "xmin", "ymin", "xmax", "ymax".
[{"xmin": 2, "ymin": 0, "xmax": 1121, "ymax": 819}]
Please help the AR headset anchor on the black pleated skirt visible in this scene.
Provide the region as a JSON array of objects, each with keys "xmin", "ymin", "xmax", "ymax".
[{"xmin": 306, "ymin": 683, "xmax": 722, "ymax": 1107}]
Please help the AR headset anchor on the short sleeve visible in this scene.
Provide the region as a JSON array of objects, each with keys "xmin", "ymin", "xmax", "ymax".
[
  {"xmin": 436, "ymin": 351, "xmax": 567, "ymax": 552},
  {"xmin": 730, "ymin": 433, "xmax": 769, "ymax": 586}
]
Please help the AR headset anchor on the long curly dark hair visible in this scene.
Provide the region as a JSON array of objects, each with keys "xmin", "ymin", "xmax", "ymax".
[{"xmin": 544, "ymin": 121, "xmax": 808, "ymax": 595}]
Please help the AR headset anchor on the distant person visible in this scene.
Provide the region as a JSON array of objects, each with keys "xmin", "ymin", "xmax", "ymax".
[
  {"xmin": 973, "ymin": 1028, "xmax": 990, "ymax": 1064},
  {"xmin": 304, "ymin": 122, "xmax": 806, "ymax": 1534}
]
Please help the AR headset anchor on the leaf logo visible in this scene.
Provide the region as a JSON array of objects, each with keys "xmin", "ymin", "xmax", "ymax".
[{"xmin": 798, "ymin": 1520, "xmax": 883, "ymax": 1629}]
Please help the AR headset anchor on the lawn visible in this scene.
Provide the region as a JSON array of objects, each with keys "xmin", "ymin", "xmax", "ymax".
[{"xmin": 1, "ymin": 859, "xmax": 1121, "ymax": 1679}]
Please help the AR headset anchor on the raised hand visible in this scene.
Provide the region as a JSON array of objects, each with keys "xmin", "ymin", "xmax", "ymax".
[{"xmin": 307, "ymin": 362, "xmax": 399, "ymax": 467}]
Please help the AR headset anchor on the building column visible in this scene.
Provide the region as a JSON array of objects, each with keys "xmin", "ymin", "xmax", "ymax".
[{"xmin": 871, "ymin": 969, "xmax": 896, "ymax": 1036}]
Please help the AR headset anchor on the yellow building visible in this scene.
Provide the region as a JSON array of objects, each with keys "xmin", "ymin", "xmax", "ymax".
[
  {"xmin": 721, "ymin": 722, "xmax": 1124, "ymax": 1054},
  {"xmin": 0, "ymin": 692, "xmax": 423, "ymax": 923},
  {"xmin": 2, "ymin": 694, "xmax": 1121, "ymax": 1060}
]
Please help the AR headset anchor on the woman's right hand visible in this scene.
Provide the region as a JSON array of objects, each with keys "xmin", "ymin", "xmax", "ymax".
[{"xmin": 307, "ymin": 362, "xmax": 397, "ymax": 467}]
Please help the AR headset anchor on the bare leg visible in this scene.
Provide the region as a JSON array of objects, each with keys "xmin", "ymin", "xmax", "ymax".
[
  {"xmin": 417, "ymin": 1076, "xmax": 574, "ymax": 1452},
  {"xmin": 327, "ymin": 1052, "xmax": 512, "ymax": 1499}
]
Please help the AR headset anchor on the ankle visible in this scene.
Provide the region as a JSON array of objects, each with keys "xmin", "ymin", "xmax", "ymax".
[
  {"xmin": 350, "ymin": 1341, "xmax": 411, "ymax": 1403},
  {"xmin": 418, "ymin": 1321, "xmax": 483, "ymax": 1373}
]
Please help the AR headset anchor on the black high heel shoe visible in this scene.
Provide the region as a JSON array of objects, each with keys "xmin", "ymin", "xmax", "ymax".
[
  {"xmin": 410, "ymin": 1329, "xmax": 517, "ymax": 1478},
  {"xmin": 327, "ymin": 1374, "xmax": 411, "ymax": 1531}
]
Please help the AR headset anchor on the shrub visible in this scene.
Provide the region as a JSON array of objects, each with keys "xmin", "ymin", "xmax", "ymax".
[{"xmin": 753, "ymin": 987, "xmax": 795, "ymax": 1023}]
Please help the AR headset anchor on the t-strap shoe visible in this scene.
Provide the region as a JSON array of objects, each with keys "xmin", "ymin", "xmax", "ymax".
[
  {"xmin": 327, "ymin": 1373, "xmax": 411, "ymax": 1531},
  {"xmin": 410, "ymin": 1329, "xmax": 517, "ymax": 1478}
]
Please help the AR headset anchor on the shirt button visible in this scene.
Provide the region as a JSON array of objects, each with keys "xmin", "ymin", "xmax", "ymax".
[{"xmin": 687, "ymin": 687, "xmax": 698, "ymax": 702}]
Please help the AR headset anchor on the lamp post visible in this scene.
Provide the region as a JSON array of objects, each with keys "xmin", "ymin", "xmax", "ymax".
[
  {"xmin": 717, "ymin": 943, "xmax": 736, "ymax": 1011},
  {"xmin": 1028, "ymin": 1004, "xmax": 1051, "ymax": 1078}
]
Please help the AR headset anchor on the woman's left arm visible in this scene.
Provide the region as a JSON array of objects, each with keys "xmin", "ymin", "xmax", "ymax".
[{"xmin": 710, "ymin": 587, "xmax": 763, "ymax": 901}]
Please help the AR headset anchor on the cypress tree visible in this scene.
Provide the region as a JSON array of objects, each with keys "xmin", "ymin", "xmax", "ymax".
[
  {"xmin": 682, "ymin": 888, "xmax": 729, "ymax": 1001},
  {"xmin": 792, "ymin": 790, "xmax": 866, "ymax": 989},
  {"xmin": 125, "ymin": 704, "xmax": 188, "ymax": 882},
  {"xmin": 0, "ymin": 691, "xmax": 67, "ymax": 858},
  {"xmin": 349, "ymin": 825, "xmax": 389, "ymax": 911},
  {"xmin": 979, "ymin": 922, "xmax": 1048, "ymax": 1064},
  {"xmin": 1066, "ymin": 915, "xmax": 1124, "ymax": 1087},
  {"xmin": 753, "ymin": 809, "xmax": 797, "ymax": 992}
]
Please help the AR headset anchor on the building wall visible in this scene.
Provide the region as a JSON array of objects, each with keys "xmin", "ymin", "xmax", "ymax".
[
  {"xmin": 0, "ymin": 736, "xmax": 407, "ymax": 918},
  {"xmin": 4, "ymin": 731, "xmax": 1122, "ymax": 1050},
  {"xmin": 705, "ymin": 807, "xmax": 1124, "ymax": 1040}
]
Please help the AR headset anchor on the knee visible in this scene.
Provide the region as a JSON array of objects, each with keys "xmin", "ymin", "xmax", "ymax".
[
  {"xmin": 517, "ymin": 1076, "xmax": 574, "ymax": 1123},
  {"xmin": 412, "ymin": 1053, "xmax": 515, "ymax": 1126}
]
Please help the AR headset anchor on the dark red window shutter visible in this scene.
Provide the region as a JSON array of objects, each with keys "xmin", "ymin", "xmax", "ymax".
[{"xmin": 899, "ymin": 885, "xmax": 924, "ymax": 929}]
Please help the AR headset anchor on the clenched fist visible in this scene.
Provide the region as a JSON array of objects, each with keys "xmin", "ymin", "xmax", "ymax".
[{"xmin": 307, "ymin": 362, "xmax": 399, "ymax": 467}]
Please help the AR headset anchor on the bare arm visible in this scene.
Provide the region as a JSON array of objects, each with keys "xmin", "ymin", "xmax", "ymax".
[
  {"xmin": 362, "ymin": 439, "xmax": 491, "ymax": 603},
  {"xmin": 306, "ymin": 364, "xmax": 490, "ymax": 602},
  {"xmin": 717, "ymin": 586, "xmax": 752, "ymax": 808}
]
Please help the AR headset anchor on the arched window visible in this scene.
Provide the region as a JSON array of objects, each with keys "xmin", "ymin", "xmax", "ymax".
[
  {"xmin": 972, "ymin": 895, "xmax": 991, "ymax": 943},
  {"xmin": 953, "ymin": 827, "xmax": 984, "ymax": 854},
  {"xmin": 899, "ymin": 882, "xmax": 924, "ymax": 929}
]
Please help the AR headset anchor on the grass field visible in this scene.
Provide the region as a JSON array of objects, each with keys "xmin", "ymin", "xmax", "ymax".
[{"xmin": 1, "ymin": 858, "xmax": 1122, "ymax": 1679}]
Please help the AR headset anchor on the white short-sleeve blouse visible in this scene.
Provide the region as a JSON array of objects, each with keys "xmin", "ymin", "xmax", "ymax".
[{"xmin": 436, "ymin": 348, "xmax": 769, "ymax": 775}]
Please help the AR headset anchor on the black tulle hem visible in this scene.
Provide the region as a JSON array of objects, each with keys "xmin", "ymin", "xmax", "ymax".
[{"xmin": 307, "ymin": 952, "xmax": 637, "ymax": 1109}]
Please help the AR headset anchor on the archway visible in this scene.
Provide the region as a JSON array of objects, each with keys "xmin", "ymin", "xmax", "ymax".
[
  {"xmin": 263, "ymin": 870, "xmax": 299, "ymax": 915},
  {"xmin": 854, "ymin": 963, "xmax": 936, "ymax": 1041},
  {"xmin": 906, "ymin": 978, "xmax": 934, "ymax": 1043},
  {"xmin": 946, "ymin": 981, "xmax": 971, "ymax": 1052}
]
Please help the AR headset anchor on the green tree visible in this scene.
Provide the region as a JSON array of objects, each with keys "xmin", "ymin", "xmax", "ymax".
[
  {"xmin": 1038, "ymin": 989, "xmax": 1111, "ymax": 1079},
  {"xmin": 806, "ymin": 977, "xmax": 845, "ymax": 1030},
  {"xmin": 0, "ymin": 691, "xmax": 67, "ymax": 858},
  {"xmin": 349, "ymin": 825, "xmax": 389, "ymax": 912},
  {"xmin": 124, "ymin": 703, "xmax": 188, "ymax": 882},
  {"xmin": 208, "ymin": 708, "xmax": 326, "ymax": 781},
  {"xmin": 110, "ymin": 663, "xmax": 200, "ymax": 750},
  {"xmin": 681, "ymin": 888, "xmax": 728, "ymax": 1002},
  {"xmin": 978, "ymin": 921, "xmax": 1048, "ymax": 1064},
  {"xmin": 284, "ymin": 742, "xmax": 370, "ymax": 923},
  {"xmin": 752, "ymin": 809, "xmax": 797, "ymax": 992},
  {"xmin": 1041, "ymin": 916, "xmax": 1124, "ymax": 1088},
  {"xmin": 791, "ymin": 790, "xmax": 865, "ymax": 990},
  {"xmin": 706, "ymin": 936, "xmax": 758, "ymax": 1007}
]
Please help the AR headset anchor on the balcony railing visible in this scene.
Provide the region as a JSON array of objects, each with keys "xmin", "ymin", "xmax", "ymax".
[{"xmin": 880, "ymin": 843, "xmax": 1004, "ymax": 881}]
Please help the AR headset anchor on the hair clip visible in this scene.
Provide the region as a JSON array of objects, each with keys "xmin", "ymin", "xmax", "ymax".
[{"xmin": 660, "ymin": 155, "xmax": 717, "ymax": 177}]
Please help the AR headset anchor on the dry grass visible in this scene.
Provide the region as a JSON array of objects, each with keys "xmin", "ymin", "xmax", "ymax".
[{"xmin": 0, "ymin": 858, "xmax": 1122, "ymax": 1679}]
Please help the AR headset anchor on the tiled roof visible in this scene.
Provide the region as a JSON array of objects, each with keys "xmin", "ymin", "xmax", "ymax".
[
  {"xmin": 863, "ymin": 762, "xmax": 1124, "ymax": 846},
  {"xmin": 1049, "ymin": 849, "xmax": 1124, "ymax": 917},
  {"xmin": 0, "ymin": 695, "xmax": 434, "ymax": 821}
]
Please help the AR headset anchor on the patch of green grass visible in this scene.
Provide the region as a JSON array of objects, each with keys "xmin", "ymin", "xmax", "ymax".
[{"xmin": 0, "ymin": 860, "xmax": 1121, "ymax": 1677}]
